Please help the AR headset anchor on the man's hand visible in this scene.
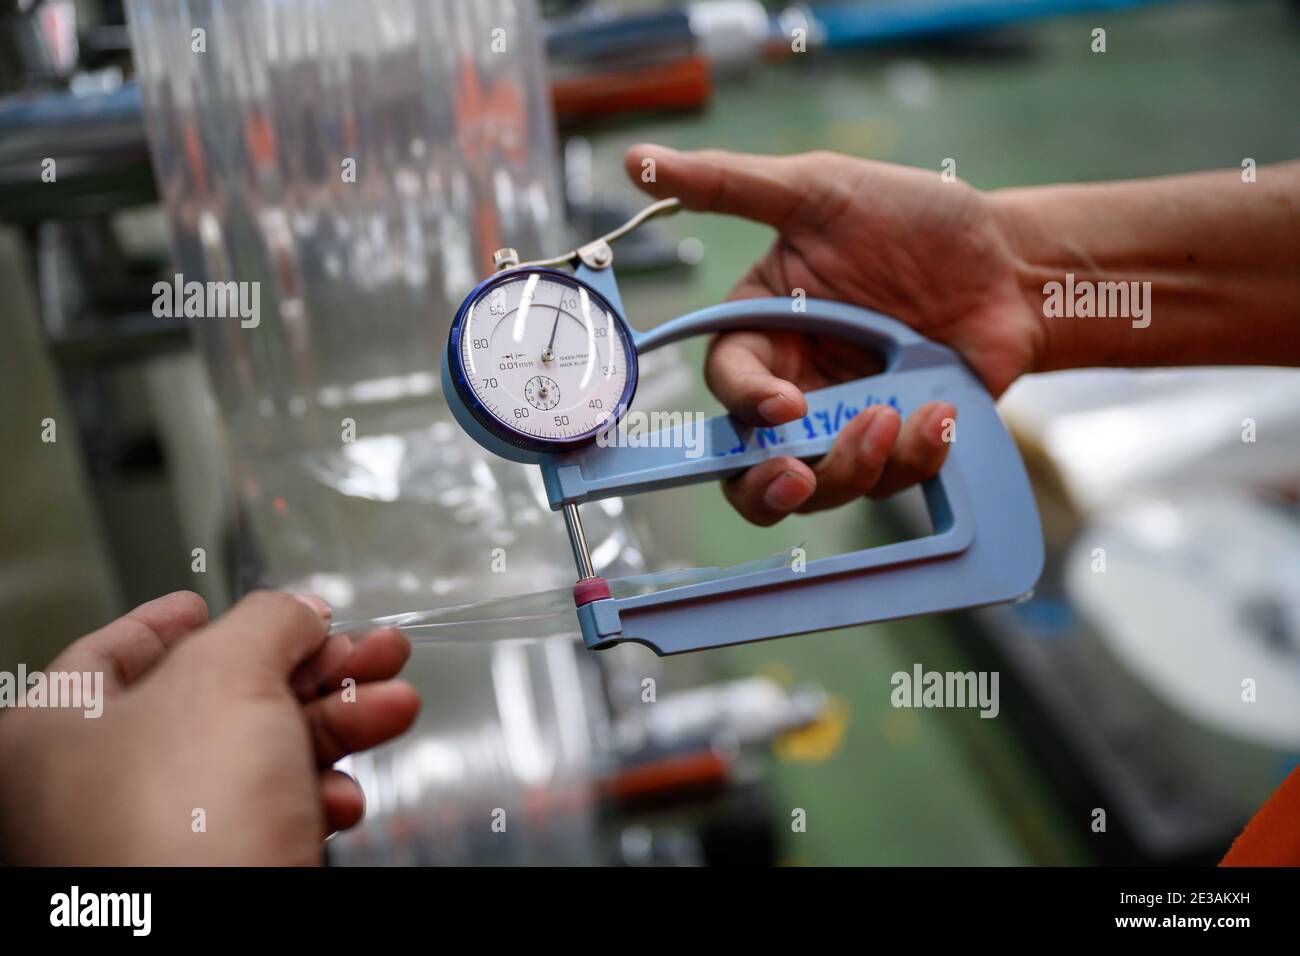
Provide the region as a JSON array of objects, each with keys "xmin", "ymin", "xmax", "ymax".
[
  {"xmin": 625, "ymin": 145, "xmax": 1046, "ymax": 526},
  {"xmin": 0, "ymin": 590, "xmax": 419, "ymax": 865}
]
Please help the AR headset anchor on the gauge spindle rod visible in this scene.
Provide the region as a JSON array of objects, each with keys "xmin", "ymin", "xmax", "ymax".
[{"xmin": 562, "ymin": 503, "xmax": 597, "ymax": 580}]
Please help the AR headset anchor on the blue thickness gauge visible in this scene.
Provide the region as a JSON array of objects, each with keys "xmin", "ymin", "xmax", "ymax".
[{"xmin": 443, "ymin": 198, "xmax": 1043, "ymax": 656}]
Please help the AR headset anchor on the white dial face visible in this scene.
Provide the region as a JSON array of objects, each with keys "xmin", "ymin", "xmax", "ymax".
[{"xmin": 458, "ymin": 271, "xmax": 632, "ymax": 446}]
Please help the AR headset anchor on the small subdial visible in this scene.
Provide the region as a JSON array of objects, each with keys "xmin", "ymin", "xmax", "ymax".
[{"xmin": 525, "ymin": 375, "xmax": 561, "ymax": 411}]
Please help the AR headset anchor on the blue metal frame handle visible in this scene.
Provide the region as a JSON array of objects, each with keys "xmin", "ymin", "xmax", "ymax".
[
  {"xmin": 443, "ymin": 261, "xmax": 1043, "ymax": 655},
  {"xmin": 557, "ymin": 268, "xmax": 1041, "ymax": 655},
  {"xmin": 541, "ymin": 297, "xmax": 961, "ymax": 505}
]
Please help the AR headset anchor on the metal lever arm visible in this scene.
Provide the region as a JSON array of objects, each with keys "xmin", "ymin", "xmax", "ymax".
[{"xmin": 517, "ymin": 197, "xmax": 682, "ymax": 271}]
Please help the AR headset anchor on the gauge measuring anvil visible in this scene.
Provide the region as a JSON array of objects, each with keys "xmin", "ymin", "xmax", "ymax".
[{"xmin": 443, "ymin": 198, "xmax": 1043, "ymax": 656}]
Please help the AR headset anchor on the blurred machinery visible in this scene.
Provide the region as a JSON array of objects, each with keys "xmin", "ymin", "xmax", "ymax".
[
  {"xmin": 868, "ymin": 366, "xmax": 1300, "ymax": 864},
  {"xmin": 986, "ymin": 371, "xmax": 1300, "ymax": 863}
]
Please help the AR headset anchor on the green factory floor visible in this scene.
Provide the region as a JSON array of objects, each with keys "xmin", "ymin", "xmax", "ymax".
[{"xmin": 583, "ymin": 1, "xmax": 1299, "ymax": 864}]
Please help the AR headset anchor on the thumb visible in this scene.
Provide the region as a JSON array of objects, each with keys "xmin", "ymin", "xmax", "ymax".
[
  {"xmin": 199, "ymin": 591, "xmax": 332, "ymax": 678},
  {"xmin": 51, "ymin": 590, "xmax": 209, "ymax": 693},
  {"xmin": 624, "ymin": 143, "xmax": 820, "ymax": 232}
]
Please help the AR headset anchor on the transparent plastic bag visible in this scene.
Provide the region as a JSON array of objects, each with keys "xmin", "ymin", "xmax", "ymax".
[{"xmin": 128, "ymin": 0, "xmax": 672, "ymax": 864}]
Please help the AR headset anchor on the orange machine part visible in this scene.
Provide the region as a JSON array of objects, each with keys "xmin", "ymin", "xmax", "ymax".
[
  {"xmin": 1221, "ymin": 765, "xmax": 1300, "ymax": 866},
  {"xmin": 552, "ymin": 55, "xmax": 711, "ymax": 125}
]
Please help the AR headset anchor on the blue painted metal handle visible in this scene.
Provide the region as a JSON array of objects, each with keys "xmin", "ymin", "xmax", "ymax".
[
  {"xmin": 634, "ymin": 296, "xmax": 940, "ymax": 356},
  {"xmin": 444, "ymin": 262, "xmax": 1043, "ymax": 655},
  {"xmin": 541, "ymin": 298, "xmax": 959, "ymax": 505},
  {"xmin": 550, "ymin": 283, "xmax": 1041, "ymax": 655}
]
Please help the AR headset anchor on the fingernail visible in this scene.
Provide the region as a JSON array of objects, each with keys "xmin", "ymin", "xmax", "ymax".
[
  {"xmin": 291, "ymin": 592, "xmax": 333, "ymax": 620},
  {"xmin": 758, "ymin": 393, "xmax": 797, "ymax": 425},
  {"xmin": 931, "ymin": 403, "xmax": 957, "ymax": 439},
  {"xmin": 763, "ymin": 471, "xmax": 812, "ymax": 512},
  {"xmin": 861, "ymin": 406, "xmax": 893, "ymax": 453}
]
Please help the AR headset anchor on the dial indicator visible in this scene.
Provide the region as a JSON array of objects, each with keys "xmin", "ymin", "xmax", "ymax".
[{"xmin": 449, "ymin": 268, "xmax": 638, "ymax": 453}]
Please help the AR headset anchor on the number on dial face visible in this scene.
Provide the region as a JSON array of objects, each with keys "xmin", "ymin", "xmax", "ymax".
[{"xmin": 459, "ymin": 272, "xmax": 631, "ymax": 445}]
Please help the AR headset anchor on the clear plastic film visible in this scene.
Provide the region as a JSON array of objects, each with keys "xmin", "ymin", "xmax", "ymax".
[
  {"xmin": 325, "ymin": 549, "xmax": 813, "ymax": 866},
  {"xmin": 127, "ymin": 0, "xmax": 690, "ymax": 616},
  {"xmin": 330, "ymin": 548, "xmax": 804, "ymax": 645},
  {"xmin": 127, "ymin": 0, "xmax": 691, "ymax": 865}
]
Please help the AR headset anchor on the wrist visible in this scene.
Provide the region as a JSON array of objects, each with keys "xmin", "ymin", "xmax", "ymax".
[
  {"xmin": 986, "ymin": 169, "xmax": 1294, "ymax": 374},
  {"xmin": 987, "ymin": 185, "xmax": 1087, "ymax": 375}
]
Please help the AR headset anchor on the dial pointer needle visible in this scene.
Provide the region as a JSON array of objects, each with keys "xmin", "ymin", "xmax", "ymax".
[{"xmin": 542, "ymin": 302, "xmax": 561, "ymax": 363}]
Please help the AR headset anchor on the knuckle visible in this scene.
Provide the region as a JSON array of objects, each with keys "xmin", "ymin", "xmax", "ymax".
[
  {"xmin": 169, "ymin": 635, "xmax": 219, "ymax": 674},
  {"xmin": 238, "ymin": 590, "xmax": 317, "ymax": 629},
  {"xmin": 861, "ymin": 440, "xmax": 892, "ymax": 472},
  {"xmin": 237, "ymin": 589, "xmax": 292, "ymax": 615},
  {"xmin": 724, "ymin": 486, "xmax": 771, "ymax": 527},
  {"xmin": 174, "ymin": 589, "xmax": 210, "ymax": 619},
  {"xmin": 903, "ymin": 439, "xmax": 940, "ymax": 474}
]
